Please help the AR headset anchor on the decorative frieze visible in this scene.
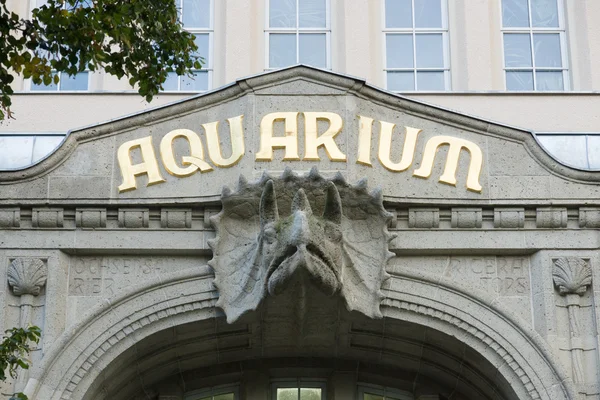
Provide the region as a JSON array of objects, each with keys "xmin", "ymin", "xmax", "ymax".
[
  {"xmin": 408, "ymin": 208, "xmax": 440, "ymax": 228},
  {"xmin": 451, "ymin": 208, "xmax": 482, "ymax": 228},
  {"xmin": 536, "ymin": 207, "xmax": 567, "ymax": 228},
  {"xmin": 118, "ymin": 208, "xmax": 149, "ymax": 228},
  {"xmin": 493, "ymin": 207, "xmax": 525, "ymax": 228},
  {"xmin": 76, "ymin": 208, "xmax": 107, "ymax": 228},
  {"xmin": 160, "ymin": 208, "xmax": 192, "ymax": 229},
  {"xmin": 32, "ymin": 207, "xmax": 64, "ymax": 228},
  {"xmin": 0, "ymin": 207, "xmax": 20, "ymax": 228},
  {"xmin": 7, "ymin": 257, "xmax": 48, "ymax": 296}
]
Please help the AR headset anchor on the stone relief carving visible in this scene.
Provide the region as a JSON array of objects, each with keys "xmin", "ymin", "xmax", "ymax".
[
  {"xmin": 7, "ymin": 257, "xmax": 48, "ymax": 296},
  {"xmin": 209, "ymin": 167, "xmax": 395, "ymax": 323},
  {"xmin": 552, "ymin": 257, "xmax": 592, "ymax": 296},
  {"xmin": 552, "ymin": 257, "xmax": 593, "ymax": 387}
]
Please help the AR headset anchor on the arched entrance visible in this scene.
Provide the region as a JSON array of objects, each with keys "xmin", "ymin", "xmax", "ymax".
[{"xmin": 24, "ymin": 267, "xmax": 575, "ymax": 400}]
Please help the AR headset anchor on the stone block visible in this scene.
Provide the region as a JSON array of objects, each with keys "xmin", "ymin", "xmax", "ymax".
[
  {"xmin": 32, "ymin": 207, "xmax": 64, "ymax": 228},
  {"xmin": 493, "ymin": 207, "xmax": 525, "ymax": 228},
  {"xmin": 408, "ymin": 208, "xmax": 440, "ymax": 228},
  {"xmin": 579, "ymin": 207, "xmax": 600, "ymax": 228},
  {"xmin": 451, "ymin": 208, "xmax": 482, "ymax": 228},
  {"xmin": 0, "ymin": 207, "xmax": 20, "ymax": 228},
  {"xmin": 160, "ymin": 208, "xmax": 192, "ymax": 229},
  {"xmin": 536, "ymin": 207, "xmax": 567, "ymax": 228},
  {"xmin": 76, "ymin": 208, "xmax": 107, "ymax": 228},
  {"xmin": 118, "ymin": 208, "xmax": 149, "ymax": 228}
]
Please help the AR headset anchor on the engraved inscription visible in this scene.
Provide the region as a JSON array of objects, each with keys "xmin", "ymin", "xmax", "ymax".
[{"xmin": 445, "ymin": 256, "xmax": 529, "ymax": 295}]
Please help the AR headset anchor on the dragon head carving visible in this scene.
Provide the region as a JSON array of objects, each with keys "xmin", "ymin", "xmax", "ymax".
[{"xmin": 209, "ymin": 167, "xmax": 395, "ymax": 323}]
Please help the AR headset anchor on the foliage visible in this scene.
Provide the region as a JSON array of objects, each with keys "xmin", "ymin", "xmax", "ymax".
[
  {"xmin": 0, "ymin": 326, "xmax": 42, "ymax": 400},
  {"xmin": 0, "ymin": 0, "xmax": 203, "ymax": 120}
]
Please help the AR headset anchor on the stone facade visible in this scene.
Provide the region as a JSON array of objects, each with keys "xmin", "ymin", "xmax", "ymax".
[{"xmin": 1, "ymin": 67, "xmax": 599, "ymax": 399}]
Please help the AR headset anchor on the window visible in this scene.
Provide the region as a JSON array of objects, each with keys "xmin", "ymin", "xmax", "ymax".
[
  {"xmin": 164, "ymin": 0, "xmax": 213, "ymax": 91},
  {"xmin": 536, "ymin": 133, "xmax": 600, "ymax": 170},
  {"xmin": 266, "ymin": 0, "xmax": 330, "ymax": 69},
  {"xmin": 28, "ymin": 0, "xmax": 90, "ymax": 91},
  {"xmin": 0, "ymin": 133, "xmax": 65, "ymax": 169},
  {"xmin": 501, "ymin": 0, "xmax": 568, "ymax": 90},
  {"xmin": 272, "ymin": 380, "xmax": 325, "ymax": 400},
  {"xmin": 383, "ymin": 0, "xmax": 450, "ymax": 91},
  {"xmin": 184, "ymin": 385, "xmax": 238, "ymax": 400},
  {"xmin": 358, "ymin": 384, "xmax": 414, "ymax": 400}
]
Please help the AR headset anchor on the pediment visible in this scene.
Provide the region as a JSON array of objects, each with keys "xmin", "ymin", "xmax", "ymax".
[{"xmin": 1, "ymin": 65, "xmax": 598, "ymax": 206}]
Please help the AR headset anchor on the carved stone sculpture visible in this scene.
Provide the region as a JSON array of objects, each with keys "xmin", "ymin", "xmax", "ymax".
[
  {"xmin": 7, "ymin": 257, "xmax": 48, "ymax": 296},
  {"xmin": 209, "ymin": 167, "xmax": 395, "ymax": 323},
  {"xmin": 552, "ymin": 257, "xmax": 592, "ymax": 296}
]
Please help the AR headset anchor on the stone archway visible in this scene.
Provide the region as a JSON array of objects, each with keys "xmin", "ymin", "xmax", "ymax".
[{"xmin": 23, "ymin": 266, "xmax": 575, "ymax": 400}]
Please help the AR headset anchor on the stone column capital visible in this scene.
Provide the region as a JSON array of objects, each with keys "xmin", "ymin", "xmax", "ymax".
[
  {"xmin": 7, "ymin": 257, "xmax": 48, "ymax": 296},
  {"xmin": 552, "ymin": 257, "xmax": 592, "ymax": 296}
]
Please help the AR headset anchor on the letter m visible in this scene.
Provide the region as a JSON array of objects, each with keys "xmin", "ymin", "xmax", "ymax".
[{"xmin": 413, "ymin": 135, "xmax": 483, "ymax": 192}]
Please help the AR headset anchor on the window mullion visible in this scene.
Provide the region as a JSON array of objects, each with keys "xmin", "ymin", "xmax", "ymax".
[{"xmin": 411, "ymin": 0, "xmax": 417, "ymax": 90}]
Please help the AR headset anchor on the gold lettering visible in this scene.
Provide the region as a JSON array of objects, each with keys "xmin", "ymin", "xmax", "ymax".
[
  {"xmin": 204, "ymin": 115, "xmax": 245, "ymax": 167},
  {"xmin": 413, "ymin": 135, "xmax": 483, "ymax": 192},
  {"xmin": 356, "ymin": 115, "xmax": 374, "ymax": 166},
  {"xmin": 159, "ymin": 129, "xmax": 213, "ymax": 177},
  {"xmin": 256, "ymin": 112, "xmax": 300, "ymax": 161},
  {"xmin": 303, "ymin": 112, "xmax": 346, "ymax": 161},
  {"xmin": 378, "ymin": 123, "xmax": 422, "ymax": 172},
  {"xmin": 117, "ymin": 136, "xmax": 165, "ymax": 192}
]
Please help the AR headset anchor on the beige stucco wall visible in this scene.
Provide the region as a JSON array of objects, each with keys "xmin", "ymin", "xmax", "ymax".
[{"xmin": 2, "ymin": 0, "xmax": 599, "ymax": 134}]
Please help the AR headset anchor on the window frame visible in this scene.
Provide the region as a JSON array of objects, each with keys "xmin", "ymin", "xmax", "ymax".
[
  {"xmin": 163, "ymin": 0, "xmax": 214, "ymax": 92},
  {"xmin": 382, "ymin": 0, "xmax": 451, "ymax": 92},
  {"xmin": 500, "ymin": 0, "xmax": 570, "ymax": 91},
  {"xmin": 264, "ymin": 0, "xmax": 332, "ymax": 70},
  {"xmin": 270, "ymin": 378, "xmax": 327, "ymax": 400},
  {"xmin": 357, "ymin": 383, "xmax": 414, "ymax": 400},
  {"xmin": 183, "ymin": 384, "xmax": 239, "ymax": 400}
]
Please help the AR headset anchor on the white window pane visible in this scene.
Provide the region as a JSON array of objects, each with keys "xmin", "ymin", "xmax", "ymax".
[
  {"xmin": 277, "ymin": 388, "xmax": 298, "ymax": 400},
  {"xmin": 193, "ymin": 33, "xmax": 210, "ymax": 64},
  {"xmin": 32, "ymin": 136, "xmax": 64, "ymax": 163},
  {"xmin": 586, "ymin": 136, "xmax": 600, "ymax": 169},
  {"xmin": 0, "ymin": 137, "xmax": 34, "ymax": 169},
  {"xmin": 299, "ymin": 0, "xmax": 326, "ymax": 28},
  {"xmin": 59, "ymin": 72, "xmax": 88, "ymax": 91},
  {"xmin": 269, "ymin": 33, "xmax": 297, "ymax": 68},
  {"xmin": 533, "ymin": 33, "xmax": 562, "ymax": 67},
  {"xmin": 387, "ymin": 71, "xmax": 414, "ymax": 91},
  {"xmin": 502, "ymin": 0, "xmax": 529, "ymax": 27},
  {"xmin": 299, "ymin": 33, "xmax": 326, "ymax": 68},
  {"xmin": 181, "ymin": 70, "xmax": 208, "ymax": 91},
  {"xmin": 31, "ymin": 74, "xmax": 58, "ymax": 91},
  {"xmin": 506, "ymin": 71, "xmax": 533, "ymax": 90},
  {"xmin": 503, "ymin": 33, "xmax": 532, "ymax": 67},
  {"xmin": 415, "ymin": 34, "xmax": 444, "ymax": 68},
  {"xmin": 417, "ymin": 71, "xmax": 445, "ymax": 90},
  {"xmin": 163, "ymin": 72, "xmax": 179, "ymax": 90},
  {"xmin": 386, "ymin": 34, "xmax": 413, "ymax": 68},
  {"xmin": 531, "ymin": 0, "xmax": 559, "ymax": 27},
  {"xmin": 414, "ymin": 0, "xmax": 442, "ymax": 28},
  {"xmin": 300, "ymin": 388, "xmax": 321, "ymax": 400},
  {"xmin": 385, "ymin": 0, "xmax": 412, "ymax": 28},
  {"xmin": 537, "ymin": 135, "xmax": 588, "ymax": 169},
  {"xmin": 183, "ymin": 0, "xmax": 210, "ymax": 28},
  {"xmin": 535, "ymin": 71, "xmax": 563, "ymax": 90},
  {"xmin": 270, "ymin": 0, "xmax": 297, "ymax": 28}
]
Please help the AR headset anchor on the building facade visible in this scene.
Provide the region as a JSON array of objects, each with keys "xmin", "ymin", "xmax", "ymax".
[{"xmin": 1, "ymin": 1, "xmax": 600, "ymax": 400}]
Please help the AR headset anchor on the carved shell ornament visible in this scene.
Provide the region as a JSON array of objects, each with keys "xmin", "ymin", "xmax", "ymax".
[
  {"xmin": 552, "ymin": 257, "xmax": 592, "ymax": 296},
  {"xmin": 7, "ymin": 258, "xmax": 48, "ymax": 296},
  {"xmin": 208, "ymin": 167, "xmax": 396, "ymax": 323}
]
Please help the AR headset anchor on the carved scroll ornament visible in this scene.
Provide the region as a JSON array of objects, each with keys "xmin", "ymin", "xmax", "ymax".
[
  {"xmin": 552, "ymin": 257, "xmax": 591, "ymax": 296},
  {"xmin": 7, "ymin": 258, "xmax": 48, "ymax": 296},
  {"xmin": 209, "ymin": 168, "xmax": 395, "ymax": 323}
]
